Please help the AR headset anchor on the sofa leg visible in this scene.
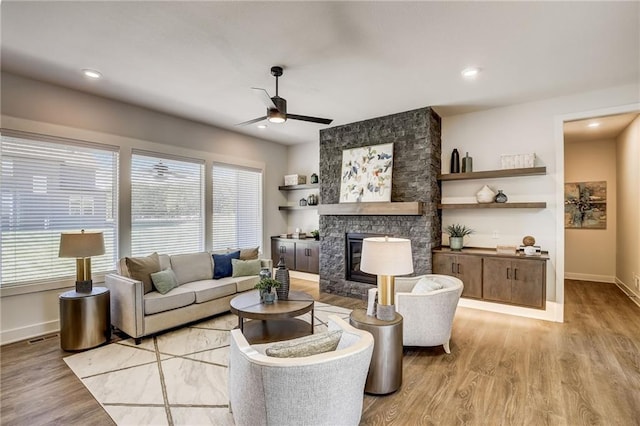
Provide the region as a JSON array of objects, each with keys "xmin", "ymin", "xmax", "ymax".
[
  {"xmin": 443, "ymin": 340, "xmax": 451, "ymax": 354},
  {"xmin": 135, "ymin": 337, "xmax": 142, "ymax": 345}
]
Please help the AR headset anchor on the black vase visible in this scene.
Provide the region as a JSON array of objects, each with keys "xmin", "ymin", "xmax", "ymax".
[
  {"xmin": 275, "ymin": 257, "xmax": 290, "ymax": 300},
  {"xmin": 450, "ymin": 149, "xmax": 460, "ymax": 173}
]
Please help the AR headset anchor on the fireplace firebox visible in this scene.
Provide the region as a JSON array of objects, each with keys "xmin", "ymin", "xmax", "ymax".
[{"xmin": 345, "ymin": 233, "xmax": 386, "ymax": 284}]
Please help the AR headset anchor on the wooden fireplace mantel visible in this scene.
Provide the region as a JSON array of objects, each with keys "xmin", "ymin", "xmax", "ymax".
[{"xmin": 318, "ymin": 201, "xmax": 424, "ymax": 216}]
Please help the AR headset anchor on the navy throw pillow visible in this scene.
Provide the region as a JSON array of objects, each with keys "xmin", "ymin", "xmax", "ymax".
[{"xmin": 213, "ymin": 250, "xmax": 241, "ymax": 279}]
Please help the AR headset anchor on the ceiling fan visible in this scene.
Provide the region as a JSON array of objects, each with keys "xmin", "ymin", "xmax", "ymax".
[{"xmin": 238, "ymin": 66, "xmax": 333, "ymax": 126}]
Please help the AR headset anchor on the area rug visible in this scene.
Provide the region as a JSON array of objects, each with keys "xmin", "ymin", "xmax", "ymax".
[{"xmin": 64, "ymin": 302, "xmax": 352, "ymax": 425}]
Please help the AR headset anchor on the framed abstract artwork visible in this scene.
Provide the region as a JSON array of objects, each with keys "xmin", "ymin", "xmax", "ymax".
[
  {"xmin": 564, "ymin": 181, "xmax": 607, "ymax": 229},
  {"xmin": 339, "ymin": 143, "xmax": 393, "ymax": 203}
]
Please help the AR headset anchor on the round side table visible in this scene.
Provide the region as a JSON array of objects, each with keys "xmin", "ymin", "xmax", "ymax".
[
  {"xmin": 349, "ymin": 308, "xmax": 403, "ymax": 395},
  {"xmin": 59, "ymin": 287, "xmax": 111, "ymax": 351}
]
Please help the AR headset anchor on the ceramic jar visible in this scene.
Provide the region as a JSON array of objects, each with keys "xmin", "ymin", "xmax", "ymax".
[
  {"xmin": 495, "ymin": 190, "xmax": 508, "ymax": 203},
  {"xmin": 476, "ymin": 185, "xmax": 496, "ymax": 203}
]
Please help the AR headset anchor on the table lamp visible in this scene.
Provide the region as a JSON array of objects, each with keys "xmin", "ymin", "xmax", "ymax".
[
  {"xmin": 59, "ymin": 230, "xmax": 105, "ymax": 293},
  {"xmin": 360, "ymin": 236, "xmax": 413, "ymax": 321}
]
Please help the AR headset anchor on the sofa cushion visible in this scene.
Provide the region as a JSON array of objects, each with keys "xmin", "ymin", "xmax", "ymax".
[
  {"xmin": 412, "ymin": 277, "xmax": 444, "ymax": 293},
  {"xmin": 213, "ymin": 250, "xmax": 240, "ymax": 279},
  {"xmin": 170, "ymin": 253, "xmax": 213, "ymax": 285},
  {"xmin": 144, "ymin": 286, "xmax": 195, "ymax": 315},
  {"xmin": 180, "ymin": 279, "xmax": 236, "ymax": 303},
  {"xmin": 232, "ymin": 258, "xmax": 262, "ymax": 277},
  {"xmin": 228, "ymin": 246, "xmax": 259, "ymax": 260},
  {"xmin": 126, "ymin": 252, "xmax": 161, "ymax": 294},
  {"xmin": 235, "ymin": 275, "xmax": 260, "ymax": 293},
  {"xmin": 265, "ymin": 330, "xmax": 343, "ymax": 358},
  {"xmin": 150, "ymin": 269, "xmax": 179, "ymax": 295}
]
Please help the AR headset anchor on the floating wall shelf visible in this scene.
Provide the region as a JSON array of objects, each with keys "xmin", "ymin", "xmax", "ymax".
[
  {"xmin": 438, "ymin": 202, "xmax": 547, "ymax": 210},
  {"xmin": 278, "ymin": 183, "xmax": 319, "ymax": 191},
  {"xmin": 438, "ymin": 166, "xmax": 546, "ymax": 181},
  {"xmin": 279, "ymin": 206, "xmax": 318, "ymax": 211}
]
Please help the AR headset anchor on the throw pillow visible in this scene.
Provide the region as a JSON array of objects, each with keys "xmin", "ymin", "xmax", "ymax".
[
  {"xmin": 228, "ymin": 246, "xmax": 260, "ymax": 260},
  {"xmin": 412, "ymin": 277, "xmax": 444, "ymax": 294},
  {"xmin": 150, "ymin": 268, "xmax": 179, "ymax": 295},
  {"xmin": 212, "ymin": 250, "xmax": 241, "ymax": 279},
  {"xmin": 231, "ymin": 258, "xmax": 262, "ymax": 277},
  {"xmin": 265, "ymin": 330, "xmax": 343, "ymax": 358},
  {"xmin": 125, "ymin": 252, "xmax": 161, "ymax": 294}
]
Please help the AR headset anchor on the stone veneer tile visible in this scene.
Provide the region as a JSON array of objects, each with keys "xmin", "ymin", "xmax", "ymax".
[{"xmin": 319, "ymin": 107, "xmax": 441, "ymax": 299}]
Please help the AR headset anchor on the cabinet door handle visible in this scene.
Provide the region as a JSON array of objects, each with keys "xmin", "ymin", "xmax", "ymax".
[
  {"xmin": 306, "ymin": 248, "xmax": 310, "ymax": 256},
  {"xmin": 506, "ymin": 268, "xmax": 510, "ymax": 279},
  {"xmin": 451, "ymin": 263, "xmax": 456, "ymax": 274},
  {"xmin": 514, "ymin": 268, "xmax": 518, "ymax": 280},
  {"xmin": 457, "ymin": 263, "xmax": 461, "ymax": 274},
  {"xmin": 280, "ymin": 245, "xmax": 286, "ymax": 254}
]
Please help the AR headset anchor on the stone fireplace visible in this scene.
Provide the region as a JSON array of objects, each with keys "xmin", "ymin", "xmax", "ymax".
[{"xmin": 319, "ymin": 107, "xmax": 442, "ymax": 299}]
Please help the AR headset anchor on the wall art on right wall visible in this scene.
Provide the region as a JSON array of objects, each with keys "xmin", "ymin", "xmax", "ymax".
[{"xmin": 564, "ymin": 181, "xmax": 607, "ymax": 229}]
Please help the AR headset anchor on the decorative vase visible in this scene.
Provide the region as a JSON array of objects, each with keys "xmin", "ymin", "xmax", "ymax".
[
  {"xmin": 450, "ymin": 149, "xmax": 460, "ymax": 173},
  {"xmin": 262, "ymin": 290, "xmax": 276, "ymax": 304},
  {"xmin": 259, "ymin": 267, "xmax": 272, "ymax": 282},
  {"xmin": 449, "ymin": 236, "xmax": 464, "ymax": 251},
  {"xmin": 275, "ymin": 257, "xmax": 290, "ymax": 300},
  {"xmin": 462, "ymin": 152, "xmax": 473, "ymax": 173},
  {"xmin": 310, "ymin": 173, "xmax": 319, "ymax": 184},
  {"xmin": 495, "ymin": 190, "xmax": 508, "ymax": 203},
  {"xmin": 476, "ymin": 185, "xmax": 496, "ymax": 203}
]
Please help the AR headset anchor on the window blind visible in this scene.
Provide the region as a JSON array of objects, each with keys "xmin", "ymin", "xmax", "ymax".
[
  {"xmin": 131, "ymin": 152, "xmax": 204, "ymax": 256},
  {"xmin": 212, "ymin": 164, "xmax": 262, "ymax": 251},
  {"xmin": 0, "ymin": 131, "xmax": 118, "ymax": 287}
]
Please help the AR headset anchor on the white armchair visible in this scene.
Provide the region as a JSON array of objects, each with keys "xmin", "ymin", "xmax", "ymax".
[
  {"xmin": 395, "ymin": 274, "xmax": 463, "ymax": 353},
  {"xmin": 228, "ymin": 315, "xmax": 374, "ymax": 426}
]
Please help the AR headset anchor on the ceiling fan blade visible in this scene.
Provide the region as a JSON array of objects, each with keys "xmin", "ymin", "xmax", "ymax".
[
  {"xmin": 287, "ymin": 113, "xmax": 333, "ymax": 125},
  {"xmin": 236, "ymin": 116, "xmax": 267, "ymax": 126},
  {"xmin": 251, "ymin": 87, "xmax": 278, "ymax": 110}
]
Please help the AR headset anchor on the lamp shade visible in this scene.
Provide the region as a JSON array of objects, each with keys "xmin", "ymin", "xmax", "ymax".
[
  {"xmin": 360, "ymin": 237, "xmax": 413, "ymax": 276},
  {"xmin": 59, "ymin": 230, "xmax": 105, "ymax": 258}
]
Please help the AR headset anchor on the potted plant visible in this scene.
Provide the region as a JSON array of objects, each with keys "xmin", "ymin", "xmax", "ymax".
[
  {"xmin": 255, "ymin": 278, "xmax": 281, "ymax": 304},
  {"xmin": 444, "ymin": 224, "xmax": 474, "ymax": 251},
  {"xmin": 310, "ymin": 229, "xmax": 320, "ymax": 240}
]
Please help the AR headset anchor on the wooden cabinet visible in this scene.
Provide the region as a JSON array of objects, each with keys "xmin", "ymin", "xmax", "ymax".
[
  {"xmin": 432, "ymin": 247, "xmax": 548, "ymax": 309},
  {"xmin": 483, "ymin": 257, "xmax": 545, "ymax": 308},
  {"xmin": 271, "ymin": 239, "xmax": 295, "ymax": 270},
  {"xmin": 295, "ymin": 242, "xmax": 320, "ymax": 274},
  {"xmin": 271, "ymin": 237, "xmax": 319, "ymax": 274},
  {"xmin": 432, "ymin": 252, "xmax": 482, "ymax": 299}
]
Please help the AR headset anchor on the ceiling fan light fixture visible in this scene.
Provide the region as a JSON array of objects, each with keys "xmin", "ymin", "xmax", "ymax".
[{"xmin": 268, "ymin": 110, "xmax": 286, "ymax": 123}]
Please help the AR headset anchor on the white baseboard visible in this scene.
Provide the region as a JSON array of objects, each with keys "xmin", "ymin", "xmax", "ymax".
[
  {"xmin": 1, "ymin": 320, "xmax": 60, "ymax": 346},
  {"xmin": 615, "ymin": 278, "xmax": 640, "ymax": 307},
  {"xmin": 564, "ymin": 272, "xmax": 615, "ymax": 283},
  {"xmin": 458, "ymin": 298, "xmax": 563, "ymax": 322}
]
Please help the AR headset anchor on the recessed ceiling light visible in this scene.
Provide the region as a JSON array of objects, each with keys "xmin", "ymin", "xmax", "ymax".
[
  {"xmin": 257, "ymin": 124, "xmax": 267, "ymax": 129},
  {"xmin": 587, "ymin": 122, "xmax": 600, "ymax": 128},
  {"xmin": 461, "ymin": 67, "xmax": 480, "ymax": 79},
  {"xmin": 82, "ymin": 69, "xmax": 102, "ymax": 79}
]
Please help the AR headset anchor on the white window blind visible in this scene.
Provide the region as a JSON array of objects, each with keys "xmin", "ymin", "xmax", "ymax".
[
  {"xmin": 131, "ymin": 152, "xmax": 204, "ymax": 256},
  {"xmin": 212, "ymin": 164, "xmax": 262, "ymax": 251},
  {"xmin": 0, "ymin": 131, "xmax": 118, "ymax": 287}
]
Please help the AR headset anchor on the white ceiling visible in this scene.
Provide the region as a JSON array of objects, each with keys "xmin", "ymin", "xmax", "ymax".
[
  {"xmin": 564, "ymin": 112, "xmax": 639, "ymax": 143},
  {"xmin": 1, "ymin": 1, "xmax": 639, "ymax": 145}
]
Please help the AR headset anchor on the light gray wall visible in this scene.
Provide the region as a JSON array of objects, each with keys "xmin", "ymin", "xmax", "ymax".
[{"xmin": 0, "ymin": 71, "xmax": 288, "ymax": 344}]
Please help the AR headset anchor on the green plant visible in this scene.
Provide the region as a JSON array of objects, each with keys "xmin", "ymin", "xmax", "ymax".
[
  {"xmin": 254, "ymin": 278, "xmax": 281, "ymax": 291},
  {"xmin": 310, "ymin": 229, "xmax": 320, "ymax": 239},
  {"xmin": 444, "ymin": 224, "xmax": 474, "ymax": 238}
]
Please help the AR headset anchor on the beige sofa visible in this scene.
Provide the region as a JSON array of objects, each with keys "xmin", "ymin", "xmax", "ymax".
[{"xmin": 105, "ymin": 252, "xmax": 272, "ymax": 343}]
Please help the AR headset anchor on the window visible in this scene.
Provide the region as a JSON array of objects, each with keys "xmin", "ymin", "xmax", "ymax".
[
  {"xmin": 131, "ymin": 152, "xmax": 204, "ymax": 256},
  {"xmin": 212, "ymin": 163, "xmax": 262, "ymax": 251},
  {"xmin": 0, "ymin": 131, "xmax": 119, "ymax": 287}
]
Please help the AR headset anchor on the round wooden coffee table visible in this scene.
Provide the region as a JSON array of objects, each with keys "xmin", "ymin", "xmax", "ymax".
[{"xmin": 230, "ymin": 290, "xmax": 315, "ymax": 344}]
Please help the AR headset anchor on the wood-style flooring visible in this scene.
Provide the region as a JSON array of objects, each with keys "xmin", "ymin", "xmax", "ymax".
[{"xmin": 1, "ymin": 279, "xmax": 638, "ymax": 425}]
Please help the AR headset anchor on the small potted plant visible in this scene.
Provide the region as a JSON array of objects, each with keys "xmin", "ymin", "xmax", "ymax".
[
  {"xmin": 310, "ymin": 229, "xmax": 320, "ymax": 240},
  {"xmin": 444, "ymin": 224, "xmax": 474, "ymax": 251},
  {"xmin": 254, "ymin": 278, "xmax": 281, "ymax": 304}
]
